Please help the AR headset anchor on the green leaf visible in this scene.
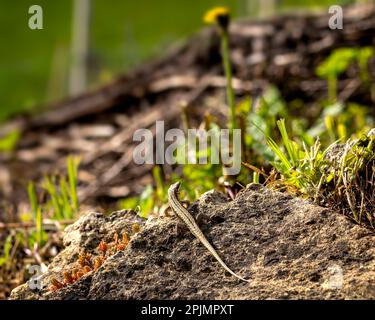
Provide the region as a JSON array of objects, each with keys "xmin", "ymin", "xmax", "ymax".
[
  {"xmin": 119, "ymin": 197, "xmax": 139, "ymax": 211},
  {"xmin": 316, "ymin": 48, "xmax": 357, "ymax": 79},
  {"xmin": 0, "ymin": 130, "xmax": 21, "ymax": 152}
]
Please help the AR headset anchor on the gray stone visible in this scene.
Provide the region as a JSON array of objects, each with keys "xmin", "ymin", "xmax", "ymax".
[{"xmin": 10, "ymin": 186, "xmax": 375, "ymax": 300}]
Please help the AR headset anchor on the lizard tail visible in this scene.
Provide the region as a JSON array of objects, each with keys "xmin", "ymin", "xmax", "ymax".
[
  {"xmin": 200, "ymin": 236, "xmax": 251, "ymax": 283},
  {"xmin": 223, "ymin": 265, "xmax": 251, "ymax": 283}
]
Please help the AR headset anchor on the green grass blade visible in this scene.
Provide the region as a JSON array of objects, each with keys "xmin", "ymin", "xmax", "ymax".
[
  {"xmin": 266, "ymin": 135, "xmax": 292, "ymax": 171},
  {"xmin": 277, "ymin": 119, "xmax": 298, "ymax": 165},
  {"xmin": 27, "ymin": 182, "xmax": 39, "ymax": 220},
  {"xmin": 67, "ymin": 155, "xmax": 80, "ymax": 213},
  {"xmin": 152, "ymin": 165, "xmax": 165, "ymax": 202},
  {"xmin": 60, "ymin": 177, "xmax": 73, "ymax": 220},
  {"xmin": 43, "ymin": 176, "xmax": 63, "ymax": 220},
  {"xmin": 27, "ymin": 182, "xmax": 43, "ymax": 246},
  {"xmin": 0, "ymin": 235, "xmax": 13, "ymax": 267}
]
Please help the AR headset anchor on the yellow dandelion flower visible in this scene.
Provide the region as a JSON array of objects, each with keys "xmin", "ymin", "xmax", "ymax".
[{"xmin": 203, "ymin": 6, "xmax": 230, "ymax": 29}]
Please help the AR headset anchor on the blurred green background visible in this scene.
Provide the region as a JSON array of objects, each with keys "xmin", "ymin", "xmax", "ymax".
[{"xmin": 0, "ymin": 0, "xmax": 354, "ymax": 122}]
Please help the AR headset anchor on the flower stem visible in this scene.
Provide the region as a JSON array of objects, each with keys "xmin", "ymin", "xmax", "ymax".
[
  {"xmin": 220, "ymin": 30, "xmax": 237, "ymax": 132},
  {"xmin": 328, "ymin": 75, "xmax": 337, "ymax": 104}
]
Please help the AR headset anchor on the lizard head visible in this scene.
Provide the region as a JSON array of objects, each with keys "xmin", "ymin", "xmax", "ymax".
[{"xmin": 168, "ymin": 181, "xmax": 181, "ymax": 196}]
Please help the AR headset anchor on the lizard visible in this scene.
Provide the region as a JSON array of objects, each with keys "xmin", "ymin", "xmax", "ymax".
[{"xmin": 168, "ymin": 181, "xmax": 250, "ymax": 283}]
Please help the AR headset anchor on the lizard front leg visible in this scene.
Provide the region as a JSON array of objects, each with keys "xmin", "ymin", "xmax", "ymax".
[{"xmin": 163, "ymin": 205, "xmax": 190, "ymax": 237}]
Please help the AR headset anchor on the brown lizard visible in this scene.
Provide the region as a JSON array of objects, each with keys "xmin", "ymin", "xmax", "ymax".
[{"xmin": 168, "ymin": 181, "xmax": 250, "ymax": 283}]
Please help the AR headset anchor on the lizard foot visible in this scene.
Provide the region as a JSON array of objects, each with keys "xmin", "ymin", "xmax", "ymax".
[{"xmin": 174, "ymin": 221, "xmax": 189, "ymax": 237}]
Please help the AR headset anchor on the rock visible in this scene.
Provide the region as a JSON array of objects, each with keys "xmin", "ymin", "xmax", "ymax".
[
  {"xmin": 10, "ymin": 209, "xmax": 144, "ymax": 300},
  {"xmin": 10, "ymin": 185, "xmax": 375, "ymax": 300}
]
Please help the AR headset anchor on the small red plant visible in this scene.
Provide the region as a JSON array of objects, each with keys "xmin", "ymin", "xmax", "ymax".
[{"xmin": 49, "ymin": 231, "xmax": 132, "ymax": 292}]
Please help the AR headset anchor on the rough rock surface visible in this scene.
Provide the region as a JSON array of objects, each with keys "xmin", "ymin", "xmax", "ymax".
[{"xmin": 10, "ymin": 185, "xmax": 375, "ymax": 300}]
